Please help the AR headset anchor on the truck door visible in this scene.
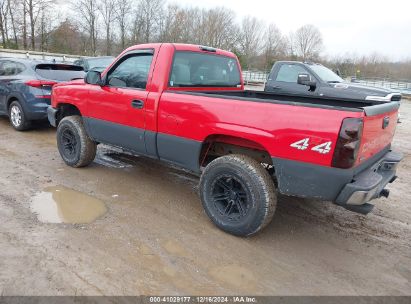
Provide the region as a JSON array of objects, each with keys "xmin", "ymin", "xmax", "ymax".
[
  {"xmin": 266, "ymin": 63, "xmax": 318, "ymax": 96},
  {"xmin": 85, "ymin": 50, "xmax": 154, "ymax": 155}
]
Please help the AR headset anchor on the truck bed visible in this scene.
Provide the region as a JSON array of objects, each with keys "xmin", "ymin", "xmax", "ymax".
[{"xmin": 179, "ymin": 90, "xmax": 392, "ymax": 113}]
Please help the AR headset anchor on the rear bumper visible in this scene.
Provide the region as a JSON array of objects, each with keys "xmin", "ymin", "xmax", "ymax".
[
  {"xmin": 21, "ymin": 98, "xmax": 51, "ymax": 121},
  {"xmin": 47, "ymin": 106, "xmax": 58, "ymax": 127},
  {"xmin": 272, "ymin": 149, "xmax": 403, "ymax": 214},
  {"xmin": 335, "ymin": 150, "xmax": 402, "ymax": 211}
]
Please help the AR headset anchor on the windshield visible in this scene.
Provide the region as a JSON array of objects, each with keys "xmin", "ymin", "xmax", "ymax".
[
  {"xmin": 170, "ymin": 51, "xmax": 241, "ymax": 87},
  {"xmin": 35, "ymin": 64, "xmax": 85, "ymax": 81},
  {"xmin": 87, "ymin": 57, "xmax": 114, "ymax": 70},
  {"xmin": 309, "ymin": 64, "xmax": 344, "ymax": 83}
]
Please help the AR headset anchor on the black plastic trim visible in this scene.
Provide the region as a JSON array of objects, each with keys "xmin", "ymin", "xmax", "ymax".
[
  {"xmin": 167, "ymin": 90, "xmax": 366, "ymax": 112},
  {"xmin": 271, "ymin": 145, "xmax": 394, "ymax": 202},
  {"xmin": 84, "ymin": 117, "xmax": 147, "ymax": 155},
  {"xmin": 157, "ymin": 133, "xmax": 202, "ymax": 173},
  {"xmin": 363, "ymin": 101, "xmax": 400, "ymax": 116},
  {"xmin": 47, "ymin": 106, "xmax": 58, "ymax": 127}
]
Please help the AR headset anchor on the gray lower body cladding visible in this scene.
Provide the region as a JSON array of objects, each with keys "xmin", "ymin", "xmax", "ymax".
[
  {"xmin": 83, "ymin": 117, "xmax": 202, "ymax": 173},
  {"xmin": 50, "ymin": 111, "xmax": 402, "ymax": 211},
  {"xmin": 272, "ymin": 148, "xmax": 403, "ymax": 209},
  {"xmin": 47, "ymin": 106, "xmax": 58, "ymax": 127}
]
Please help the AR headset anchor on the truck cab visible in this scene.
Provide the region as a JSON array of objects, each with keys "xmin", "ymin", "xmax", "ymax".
[{"xmin": 265, "ymin": 61, "xmax": 402, "ymax": 102}]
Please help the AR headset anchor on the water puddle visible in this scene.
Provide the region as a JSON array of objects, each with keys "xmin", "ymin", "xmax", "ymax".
[
  {"xmin": 162, "ymin": 240, "xmax": 189, "ymax": 257},
  {"xmin": 30, "ymin": 185, "xmax": 107, "ymax": 224},
  {"xmin": 0, "ymin": 147, "xmax": 17, "ymax": 158},
  {"xmin": 94, "ymin": 146, "xmax": 134, "ymax": 169},
  {"xmin": 209, "ymin": 265, "xmax": 257, "ymax": 289}
]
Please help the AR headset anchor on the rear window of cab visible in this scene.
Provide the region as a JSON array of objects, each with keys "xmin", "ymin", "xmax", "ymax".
[{"xmin": 169, "ymin": 51, "xmax": 241, "ymax": 88}]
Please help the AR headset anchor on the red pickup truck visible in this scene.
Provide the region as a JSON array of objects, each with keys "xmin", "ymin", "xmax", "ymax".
[{"xmin": 48, "ymin": 43, "xmax": 402, "ymax": 236}]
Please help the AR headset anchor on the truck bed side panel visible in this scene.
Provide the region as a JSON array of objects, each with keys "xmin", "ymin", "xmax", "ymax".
[{"xmin": 156, "ymin": 91, "xmax": 363, "ymax": 170}]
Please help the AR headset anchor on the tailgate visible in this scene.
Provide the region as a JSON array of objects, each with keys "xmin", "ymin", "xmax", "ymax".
[{"xmin": 357, "ymin": 102, "xmax": 400, "ymax": 164}]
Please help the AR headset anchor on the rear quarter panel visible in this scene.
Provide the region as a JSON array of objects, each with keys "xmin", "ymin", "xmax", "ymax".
[{"xmin": 157, "ymin": 92, "xmax": 364, "ymax": 166}]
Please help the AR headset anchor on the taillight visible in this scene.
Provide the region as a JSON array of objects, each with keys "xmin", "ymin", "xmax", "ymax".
[
  {"xmin": 332, "ymin": 118, "xmax": 363, "ymax": 169},
  {"xmin": 25, "ymin": 80, "xmax": 58, "ymax": 88}
]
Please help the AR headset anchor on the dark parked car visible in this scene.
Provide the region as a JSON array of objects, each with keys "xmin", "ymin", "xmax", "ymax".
[
  {"xmin": 0, "ymin": 58, "xmax": 85, "ymax": 131},
  {"xmin": 73, "ymin": 56, "xmax": 115, "ymax": 72},
  {"xmin": 265, "ymin": 61, "xmax": 402, "ymax": 102}
]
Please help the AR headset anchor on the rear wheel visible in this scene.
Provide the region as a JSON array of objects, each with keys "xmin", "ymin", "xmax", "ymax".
[
  {"xmin": 9, "ymin": 101, "xmax": 31, "ymax": 131},
  {"xmin": 57, "ymin": 116, "xmax": 97, "ymax": 168},
  {"xmin": 199, "ymin": 154, "xmax": 277, "ymax": 236}
]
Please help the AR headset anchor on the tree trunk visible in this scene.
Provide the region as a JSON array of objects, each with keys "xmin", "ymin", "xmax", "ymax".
[
  {"xmin": 0, "ymin": 8, "xmax": 6, "ymax": 48},
  {"xmin": 23, "ymin": 1, "xmax": 28, "ymax": 49},
  {"xmin": 8, "ymin": 1, "xmax": 18, "ymax": 47},
  {"xmin": 106, "ymin": 25, "xmax": 110, "ymax": 55},
  {"xmin": 120, "ymin": 23, "xmax": 125, "ymax": 49},
  {"xmin": 29, "ymin": 0, "xmax": 35, "ymax": 50}
]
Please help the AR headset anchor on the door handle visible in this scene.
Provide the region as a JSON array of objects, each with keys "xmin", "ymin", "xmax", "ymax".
[{"xmin": 131, "ymin": 99, "xmax": 144, "ymax": 109}]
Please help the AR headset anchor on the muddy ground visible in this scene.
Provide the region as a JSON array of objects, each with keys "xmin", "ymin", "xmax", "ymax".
[{"xmin": 0, "ymin": 101, "xmax": 410, "ymax": 296}]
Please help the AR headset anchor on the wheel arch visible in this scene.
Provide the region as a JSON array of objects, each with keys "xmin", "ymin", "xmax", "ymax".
[
  {"xmin": 55, "ymin": 103, "xmax": 82, "ymax": 125},
  {"xmin": 199, "ymin": 134, "xmax": 273, "ymax": 168},
  {"xmin": 6, "ymin": 93, "xmax": 25, "ymax": 112}
]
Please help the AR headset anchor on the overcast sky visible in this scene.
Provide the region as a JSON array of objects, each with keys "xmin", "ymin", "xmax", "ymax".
[
  {"xmin": 59, "ymin": 0, "xmax": 411, "ymax": 61},
  {"xmin": 170, "ymin": 0, "xmax": 411, "ymax": 61}
]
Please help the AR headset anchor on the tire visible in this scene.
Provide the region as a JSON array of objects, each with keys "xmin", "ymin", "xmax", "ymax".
[
  {"xmin": 8, "ymin": 101, "xmax": 31, "ymax": 131},
  {"xmin": 56, "ymin": 116, "xmax": 97, "ymax": 168},
  {"xmin": 199, "ymin": 154, "xmax": 277, "ymax": 237}
]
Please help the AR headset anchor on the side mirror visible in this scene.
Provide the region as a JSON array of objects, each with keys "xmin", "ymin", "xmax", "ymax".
[
  {"xmin": 297, "ymin": 73, "xmax": 316, "ymax": 91},
  {"xmin": 85, "ymin": 70, "xmax": 102, "ymax": 85}
]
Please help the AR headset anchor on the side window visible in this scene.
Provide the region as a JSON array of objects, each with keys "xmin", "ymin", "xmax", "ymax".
[
  {"xmin": 169, "ymin": 52, "xmax": 241, "ymax": 87},
  {"xmin": 107, "ymin": 53, "xmax": 153, "ymax": 89},
  {"xmin": 276, "ymin": 64, "xmax": 310, "ymax": 83},
  {"xmin": 0, "ymin": 61, "xmax": 5, "ymax": 76},
  {"xmin": 1, "ymin": 61, "xmax": 23, "ymax": 76},
  {"xmin": 15, "ymin": 63, "xmax": 26, "ymax": 74}
]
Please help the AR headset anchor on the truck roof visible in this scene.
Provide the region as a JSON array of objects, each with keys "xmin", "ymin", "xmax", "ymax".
[
  {"xmin": 275, "ymin": 60, "xmax": 322, "ymax": 66},
  {"xmin": 123, "ymin": 43, "xmax": 237, "ymax": 59}
]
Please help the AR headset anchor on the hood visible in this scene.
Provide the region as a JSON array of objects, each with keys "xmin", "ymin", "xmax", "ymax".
[
  {"xmin": 333, "ymin": 82, "xmax": 397, "ymax": 96},
  {"xmin": 327, "ymin": 82, "xmax": 402, "ymax": 101}
]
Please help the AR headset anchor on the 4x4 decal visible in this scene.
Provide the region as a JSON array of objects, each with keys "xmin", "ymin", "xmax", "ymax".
[
  {"xmin": 290, "ymin": 138, "xmax": 310, "ymax": 150},
  {"xmin": 290, "ymin": 138, "xmax": 332, "ymax": 154}
]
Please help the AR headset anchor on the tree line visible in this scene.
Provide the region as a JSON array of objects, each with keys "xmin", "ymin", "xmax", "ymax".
[{"xmin": 0, "ymin": 0, "xmax": 410, "ymax": 79}]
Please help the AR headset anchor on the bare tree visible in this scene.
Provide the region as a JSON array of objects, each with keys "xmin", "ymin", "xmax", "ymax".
[
  {"xmin": 37, "ymin": 1, "xmax": 54, "ymax": 51},
  {"xmin": 0, "ymin": 1, "xmax": 7, "ymax": 47},
  {"xmin": 114, "ymin": 0, "xmax": 132, "ymax": 50},
  {"xmin": 135, "ymin": 0, "xmax": 164, "ymax": 43},
  {"xmin": 20, "ymin": 0, "xmax": 53, "ymax": 50},
  {"xmin": 293, "ymin": 24, "xmax": 323, "ymax": 60},
  {"xmin": 99, "ymin": 0, "xmax": 116, "ymax": 55},
  {"xmin": 73, "ymin": 0, "xmax": 99, "ymax": 55},
  {"xmin": 238, "ymin": 16, "xmax": 264, "ymax": 69},
  {"xmin": 8, "ymin": 0, "xmax": 19, "ymax": 47},
  {"xmin": 263, "ymin": 23, "xmax": 285, "ymax": 69},
  {"xmin": 197, "ymin": 7, "xmax": 239, "ymax": 50}
]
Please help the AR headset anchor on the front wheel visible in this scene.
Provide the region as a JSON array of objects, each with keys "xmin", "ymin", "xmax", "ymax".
[
  {"xmin": 57, "ymin": 116, "xmax": 97, "ymax": 168},
  {"xmin": 199, "ymin": 154, "xmax": 277, "ymax": 236}
]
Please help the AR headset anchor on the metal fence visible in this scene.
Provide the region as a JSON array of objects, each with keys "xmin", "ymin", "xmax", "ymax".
[
  {"xmin": 351, "ymin": 77, "xmax": 411, "ymax": 95},
  {"xmin": 242, "ymin": 71, "xmax": 269, "ymax": 84},
  {"xmin": 0, "ymin": 48, "xmax": 82, "ymax": 62}
]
